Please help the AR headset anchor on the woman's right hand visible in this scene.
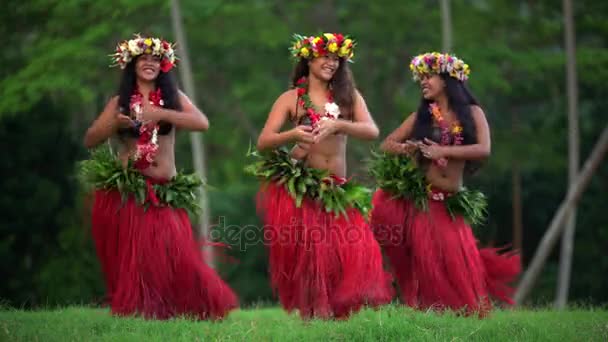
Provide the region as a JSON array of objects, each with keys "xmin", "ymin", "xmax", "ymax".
[
  {"xmin": 115, "ymin": 113, "xmax": 135, "ymax": 129},
  {"xmin": 402, "ymin": 140, "xmax": 421, "ymax": 155},
  {"xmin": 290, "ymin": 125, "xmax": 315, "ymax": 144}
]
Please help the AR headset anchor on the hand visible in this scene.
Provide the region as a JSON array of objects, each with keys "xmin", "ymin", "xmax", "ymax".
[
  {"xmin": 140, "ymin": 100, "xmax": 166, "ymax": 124},
  {"xmin": 291, "ymin": 125, "xmax": 314, "ymax": 144},
  {"xmin": 313, "ymin": 119, "xmax": 339, "ymax": 143},
  {"xmin": 115, "ymin": 114, "xmax": 135, "ymax": 129},
  {"xmin": 402, "ymin": 139, "xmax": 422, "ymax": 155},
  {"xmin": 419, "ymin": 138, "xmax": 446, "ymax": 160}
]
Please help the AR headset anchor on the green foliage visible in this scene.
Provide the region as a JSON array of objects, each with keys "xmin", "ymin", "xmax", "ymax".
[
  {"xmin": 245, "ymin": 147, "xmax": 371, "ymax": 217},
  {"xmin": 2, "ymin": 0, "xmax": 608, "ymax": 308},
  {"xmin": 2, "ymin": 306, "xmax": 608, "ymax": 341},
  {"xmin": 369, "ymin": 151, "xmax": 488, "ymax": 227},
  {"xmin": 78, "ymin": 146, "xmax": 204, "ymax": 217},
  {"xmin": 368, "ymin": 151, "xmax": 428, "ymax": 210}
]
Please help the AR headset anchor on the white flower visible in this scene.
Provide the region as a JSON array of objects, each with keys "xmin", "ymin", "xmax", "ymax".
[
  {"xmin": 431, "ymin": 192, "xmax": 445, "ymax": 201},
  {"xmin": 152, "ymin": 38, "xmax": 162, "ymax": 55},
  {"xmin": 128, "ymin": 39, "xmax": 143, "ymax": 55},
  {"xmin": 324, "ymin": 102, "xmax": 340, "ymax": 119}
]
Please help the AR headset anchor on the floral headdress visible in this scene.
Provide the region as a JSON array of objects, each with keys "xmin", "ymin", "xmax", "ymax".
[
  {"xmin": 111, "ymin": 34, "xmax": 177, "ymax": 72},
  {"xmin": 409, "ymin": 52, "xmax": 470, "ymax": 82},
  {"xmin": 290, "ymin": 33, "xmax": 356, "ymax": 62}
]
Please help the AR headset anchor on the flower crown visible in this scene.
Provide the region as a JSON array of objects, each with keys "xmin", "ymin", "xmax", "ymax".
[
  {"xmin": 409, "ymin": 52, "xmax": 470, "ymax": 82},
  {"xmin": 111, "ymin": 34, "xmax": 177, "ymax": 72},
  {"xmin": 290, "ymin": 33, "xmax": 356, "ymax": 62}
]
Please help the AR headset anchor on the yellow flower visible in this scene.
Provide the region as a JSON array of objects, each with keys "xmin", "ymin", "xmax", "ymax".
[
  {"xmin": 313, "ymin": 50, "xmax": 320, "ymax": 58},
  {"xmin": 452, "ymin": 125, "xmax": 463, "ymax": 134},
  {"xmin": 343, "ymin": 38, "xmax": 352, "ymax": 47},
  {"xmin": 144, "ymin": 38, "xmax": 152, "ymax": 46},
  {"xmin": 300, "ymin": 47, "xmax": 310, "ymax": 57},
  {"xmin": 145, "ymin": 48, "xmax": 152, "ymax": 54},
  {"xmin": 328, "ymin": 42, "xmax": 338, "ymax": 53},
  {"xmin": 339, "ymin": 46, "xmax": 350, "ymax": 56},
  {"xmin": 324, "ymin": 33, "xmax": 335, "ymax": 41},
  {"xmin": 313, "ymin": 37, "xmax": 322, "ymax": 45}
]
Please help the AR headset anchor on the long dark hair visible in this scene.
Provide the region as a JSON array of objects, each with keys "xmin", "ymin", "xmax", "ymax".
[
  {"xmin": 411, "ymin": 73, "xmax": 482, "ymax": 172},
  {"xmin": 290, "ymin": 57, "xmax": 356, "ymax": 119},
  {"xmin": 117, "ymin": 55, "xmax": 182, "ymax": 137}
]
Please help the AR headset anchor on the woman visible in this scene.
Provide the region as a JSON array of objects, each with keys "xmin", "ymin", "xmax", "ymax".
[
  {"xmin": 82, "ymin": 34, "xmax": 237, "ymax": 320},
  {"xmin": 248, "ymin": 33, "xmax": 392, "ymax": 319},
  {"xmin": 370, "ymin": 52, "xmax": 519, "ymax": 316}
]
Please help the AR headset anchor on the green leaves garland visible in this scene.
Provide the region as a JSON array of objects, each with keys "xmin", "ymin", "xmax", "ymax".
[
  {"xmin": 368, "ymin": 151, "xmax": 487, "ymax": 226},
  {"xmin": 245, "ymin": 146, "xmax": 371, "ymax": 218},
  {"xmin": 78, "ymin": 146, "xmax": 203, "ymax": 217}
]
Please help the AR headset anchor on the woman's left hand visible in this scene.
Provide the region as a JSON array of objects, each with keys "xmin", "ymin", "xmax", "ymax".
[
  {"xmin": 313, "ymin": 119, "xmax": 340, "ymax": 143},
  {"xmin": 420, "ymin": 138, "xmax": 446, "ymax": 160},
  {"xmin": 140, "ymin": 100, "xmax": 166, "ymax": 124}
]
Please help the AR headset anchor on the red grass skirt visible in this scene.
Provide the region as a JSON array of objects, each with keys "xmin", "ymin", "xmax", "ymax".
[
  {"xmin": 257, "ymin": 182, "xmax": 393, "ymax": 319},
  {"xmin": 370, "ymin": 189, "xmax": 520, "ymax": 316},
  {"xmin": 91, "ymin": 186, "xmax": 238, "ymax": 320}
]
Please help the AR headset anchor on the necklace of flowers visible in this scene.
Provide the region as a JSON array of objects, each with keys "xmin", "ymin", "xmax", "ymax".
[
  {"xmin": 429, "ymin": 102, "xmax": 463, "ymax": 167},
  {"xmin": 129, "ymin": 86, "xmax": 164, "ymax": 170},
  {"xmin": 295, "ymin": 77, "xmax": 341, "ymax": 128}
]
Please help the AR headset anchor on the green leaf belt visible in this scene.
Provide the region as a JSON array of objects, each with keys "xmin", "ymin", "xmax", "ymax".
[
  {"xmin": 78, "ymin": 147, "xmax": 203, "ymax": 217},
  {"xmin": 368, "ymin": 151, "xmax": 488, "ymax": 226},
  {"xmin": 245, "ymin": 147, "xmax": 371, "ymax": 218}
]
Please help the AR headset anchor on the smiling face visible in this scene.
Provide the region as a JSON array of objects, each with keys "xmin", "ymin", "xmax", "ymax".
[
  {"xmin": 308, "ymin": 54, "xmax": 340, "ymax": 82},
  {"xmin": 419, "ymin": 73, "xmax": 446, "ymax": 101},
  {"xmin": 135, "ymin": 54, "xmax": 162, "ymax": 82}
]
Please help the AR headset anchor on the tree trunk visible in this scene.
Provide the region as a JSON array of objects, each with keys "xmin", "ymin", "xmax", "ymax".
[
  {"xmin": 515, "ymin": 125, "xmax": 608, "ymax": 304},
  {"xmin": 169, "ymin": 0, "xmax": 214, "ymax": 268},
  {"xmin": 440, "ymin": 0, "xmax": 453, "ymax": 51},
  {"xmin": 511, "ymin": 110, "xmax": 523, "ymax": 256},
  {"xmin": 556, "ymin": 0, "xmax": 579, "ymax": 309}
]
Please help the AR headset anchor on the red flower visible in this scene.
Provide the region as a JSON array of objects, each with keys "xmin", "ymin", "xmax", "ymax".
[
  {"xmin": 296, "ymin": 77, "xmax": 307, "ymax": 85},
  {"xmin": 335, "ymin": 33, "xmax": 344, "ymax": 45},
  {"xmin": 297, "ymin": 87, "xmax": 306, "ymax": 97},
  {"xmin": 160, "ymin": 58, "xmax": 173, "ymax": 73},
  {"xmin": 162, "ymin": 41, "xmax": 170, "ymax": 50}
]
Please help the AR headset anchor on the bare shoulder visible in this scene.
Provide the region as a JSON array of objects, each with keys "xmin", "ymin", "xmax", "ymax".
[
  {"xmin": 276, "ymin": 88, "xmax": 297, "ymax": 104},
  {"xmin": 272, "ymin": 88, "xmax": 298, "ymax": 115},
  {"xmin": 177, "ymin": 90, "xmax": 194, "ymax": 104},
  {"xmin": 106, "ymin": 95, "xmax": 119, "ymax": 108},
  {"xmin": 470, "ymin": 105, "xmax": 486, "ymax": 118},
  {"xmin": 100, "ymin": 96, "xmax": 119, "ymax": 115},
  {"xmin": 354, "ymin": 88, "xmax": 365, "ymax": 102}
]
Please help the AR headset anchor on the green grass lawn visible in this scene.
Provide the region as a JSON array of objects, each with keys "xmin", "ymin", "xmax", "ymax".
[{"xmin": 1, "ymin": 305, "xmax": 607, "ymax": 341}]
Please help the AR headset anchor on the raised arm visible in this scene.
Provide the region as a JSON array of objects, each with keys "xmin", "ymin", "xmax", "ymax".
[
  {"xmin": 84, "ymin": 96, "xmax": 134, "ymax": 149},
  {"xmin": 141, "ymin": 91, "xmax": 209, "ymax": 131},
  {"xmin": 380, "ymin": 112, "xmax": 419, "ymax": 155},
  {"xmin": 257, "ymin": 90, "xmax": 314, "ymax": 151}
]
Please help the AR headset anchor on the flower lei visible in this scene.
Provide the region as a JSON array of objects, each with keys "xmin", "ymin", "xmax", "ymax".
[
  {"xmin": 112, "ymin": 34, "xmax": 177, "ymax": 72},
  {"xmin": 290, "ymin": 33, "xmax": 355, "ymax": 62},
  {"xmin": 130, "ymin": 87, "xmax": 164, "ymax": 170},
  {"xmin": 429, "ymin": 103, "xmax": 463, "ymax": 167},
  {"xmin": 295, "ymin": 77, "xmax": 341, "ymax": 128},
  {"xmin": 410, "ymin": 52, "xmax": 470, "ymax": 82}
]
